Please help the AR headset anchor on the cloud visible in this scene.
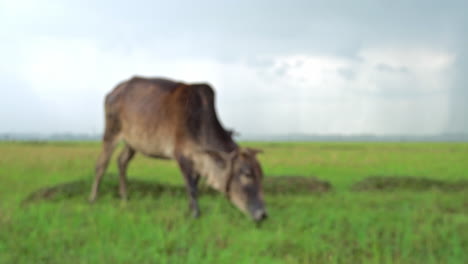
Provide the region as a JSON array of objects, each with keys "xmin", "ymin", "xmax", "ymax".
[
  {"xmin": 0, "ymin": 75, "xmax": 57, "ymax": 133},
  {"xmin": 0, "ymin": 0, "xmax": 466, "ymax": 135},
  {"xmin": 229, "ymin": 48, "xmax": 454, "ymax": 134}
]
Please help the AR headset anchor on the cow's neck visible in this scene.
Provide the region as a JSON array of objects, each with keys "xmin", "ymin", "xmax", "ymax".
[
  {"xmin": 191, "ymin": 151, "xmax": 226, "ymax": 193},
  {"xmin": 198, "ymin": 119, "xmax": 237, "ymax": 153}
]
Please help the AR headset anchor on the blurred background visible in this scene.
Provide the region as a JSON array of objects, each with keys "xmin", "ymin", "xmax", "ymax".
[{"xmin": 1, "ymin": 0, "xmax": 466, "ymax": 140}]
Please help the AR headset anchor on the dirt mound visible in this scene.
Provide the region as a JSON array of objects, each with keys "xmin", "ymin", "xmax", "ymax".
[
  {"xmin": 22, "ymin": 179, "xmax": 190, "ymax": 204},
  {"xmin": 22, "ymin": 175, "xmax": 332, "ymax": 204},
  {"xmin": 352, "ymin": 176, "xmax": 468, "ymax": 192}
]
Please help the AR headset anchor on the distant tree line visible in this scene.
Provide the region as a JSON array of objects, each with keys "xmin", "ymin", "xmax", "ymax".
[{"xmin": 1, "ymin": 133, "xmax": 468, "ymax": 142}]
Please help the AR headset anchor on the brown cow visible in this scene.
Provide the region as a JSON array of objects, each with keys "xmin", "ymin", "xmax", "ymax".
[{"xmin": 89, "ymin": 76, "xmax": 267, "ymax": 222}]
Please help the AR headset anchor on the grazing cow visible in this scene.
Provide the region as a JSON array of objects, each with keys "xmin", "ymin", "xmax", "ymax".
[{"xmin": 89, "ymin": 76, "xmax": 267, "ymax": 222}]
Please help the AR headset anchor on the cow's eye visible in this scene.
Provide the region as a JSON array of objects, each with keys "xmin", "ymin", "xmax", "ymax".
[{"xmin": 242, "ymin": 167, "xmax": 252, "ymax": 177}]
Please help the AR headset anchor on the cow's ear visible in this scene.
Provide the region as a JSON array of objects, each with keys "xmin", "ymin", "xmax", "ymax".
[
  {"xmin": 245, "ymin": 148, "xmax": 263, "ymax": 156},
  {"xmin": 203, "ymin": 149, "xmax": 227, "ymax": 168}
]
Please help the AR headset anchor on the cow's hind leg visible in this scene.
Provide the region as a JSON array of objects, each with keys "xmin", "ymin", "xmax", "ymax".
[
  {"xmin": 89, "ymin": 117, "xmax": 121, "ymax": 202},
  {"xmin": 117, "ymin": 144, "xmax": 135, "ymax": 201}
]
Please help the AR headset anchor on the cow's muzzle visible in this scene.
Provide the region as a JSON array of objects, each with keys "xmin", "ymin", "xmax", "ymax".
[{"xmin": 252, "ymin": 208, "xmax": 268, "ymax": 222}]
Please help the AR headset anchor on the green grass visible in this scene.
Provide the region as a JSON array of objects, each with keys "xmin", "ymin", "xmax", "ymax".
[{"xmin": 0, "ymin": 142, "xmax": 467, "ymax": 263}]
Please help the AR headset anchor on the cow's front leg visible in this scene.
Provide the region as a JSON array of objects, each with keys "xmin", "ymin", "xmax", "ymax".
[{"xmin": 176, "ymin": 155, "xmax": 200, "ymax": 218}]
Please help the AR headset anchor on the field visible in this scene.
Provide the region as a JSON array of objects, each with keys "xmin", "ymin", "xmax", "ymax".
[{"xmin": 0, "ymin": 142, "xmax": 467, "ymax": 263}]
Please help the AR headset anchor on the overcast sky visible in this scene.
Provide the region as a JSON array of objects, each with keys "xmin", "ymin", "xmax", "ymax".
[{"xmin": 1, "ymin": 0, "xmax": 466, "ymax": 135}]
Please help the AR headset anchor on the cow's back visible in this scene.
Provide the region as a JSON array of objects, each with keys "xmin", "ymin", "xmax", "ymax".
[{"xmin": 104, "ymin": 76, "xmax": 236, "ymax": 159}]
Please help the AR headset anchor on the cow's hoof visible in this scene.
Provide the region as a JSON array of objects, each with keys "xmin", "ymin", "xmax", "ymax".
[
  {"xmin": 191, "ymin": 210, "xmax": 201, "ymax": 219},
  {"xmin": 119, "ymin": 190, "xmax": 128, "ymax": 201},
  {"xmin": 119, "ymin": 199, "xmax": 128, "ymax": 208},
  {"xmin": 88, "ymin": 196, "xmax": 97, "ymax": 204}
]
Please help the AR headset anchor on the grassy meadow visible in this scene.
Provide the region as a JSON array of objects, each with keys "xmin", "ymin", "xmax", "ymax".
[{"xmin": 0, "ymin": 141, "xmax": 467, "ymax": 263}]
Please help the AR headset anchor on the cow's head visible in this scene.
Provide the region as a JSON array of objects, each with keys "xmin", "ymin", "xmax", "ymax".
[{"xmin": 202, "ymin": 147, "xmax": 267, "ymax": 222}]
